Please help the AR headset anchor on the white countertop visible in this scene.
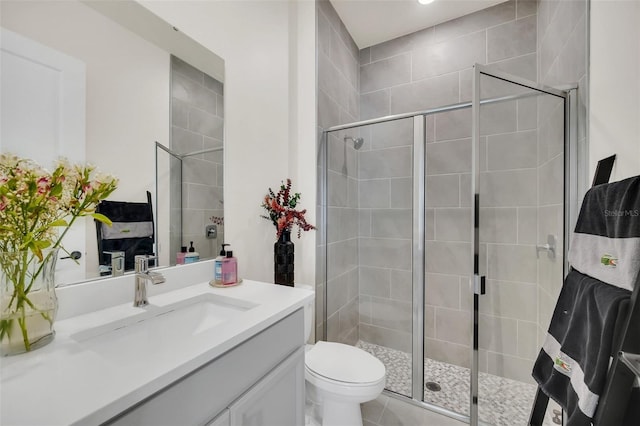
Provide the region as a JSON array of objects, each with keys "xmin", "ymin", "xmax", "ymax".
[{"xmin": 0, "ymin": 263, "xmax": 313, "ymax": 426}]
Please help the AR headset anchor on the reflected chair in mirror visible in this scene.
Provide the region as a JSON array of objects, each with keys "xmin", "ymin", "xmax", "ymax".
[{"xmin": 95, "ymin": 191, "xmax": 155, "ymax": 275}]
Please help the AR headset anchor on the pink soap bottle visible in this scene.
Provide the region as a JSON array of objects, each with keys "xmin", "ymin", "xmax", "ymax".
[
  {"xmin": 221, "ymin": 250, "xmax": 238, "ymax": 285},
  {"xmin": 176, "ymin": 246, "xmax": 187, "ymax": 265}
]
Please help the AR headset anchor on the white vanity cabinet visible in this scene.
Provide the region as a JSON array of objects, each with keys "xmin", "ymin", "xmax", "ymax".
[
  {"xmin": 228, "ymin": 346, "xmax": 304, "ymax": 425},
  {"xmin": 105, "ymin": 309, "xmax": 305, "ymax": 426}
]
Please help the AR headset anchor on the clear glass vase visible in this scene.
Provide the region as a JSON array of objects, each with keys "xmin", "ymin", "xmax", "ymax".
[{"xmin": 0, "ymin": 249, "xmax": 59, "ymax": 356}]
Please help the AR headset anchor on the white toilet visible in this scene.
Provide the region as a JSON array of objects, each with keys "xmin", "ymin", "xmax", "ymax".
[{"xmin": 298, "ymin": 285, "xmax": 386, "ymax": 426}]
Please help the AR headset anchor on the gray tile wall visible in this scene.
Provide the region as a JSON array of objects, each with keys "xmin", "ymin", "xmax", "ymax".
[
  {"xmin": 358, "ymin": 118, "xmax": 414, "ymax": 354},
  {"xmin": 358, "ymin": 0, "xmax": 542, "ymax": 380},
  {"xmin": 170, "ymin": 56, "xmax": 224, "ymax": 262},
  {"xmin": 536, "ymin": 0, "xmax": 588, "ymax": 353},
  {"xmin": 316, "ymin": 0, "xmax": 360, "ymax": 345}
]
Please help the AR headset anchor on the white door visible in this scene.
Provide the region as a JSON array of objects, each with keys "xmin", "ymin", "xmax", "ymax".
[{"xmin": 1, "ymin": 27, "xmax": 87, "ymax": 285}]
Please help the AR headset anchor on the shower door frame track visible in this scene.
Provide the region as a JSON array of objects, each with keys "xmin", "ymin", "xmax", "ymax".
[{"xmin": 321, "ymin": 64, "xmax": 577, "ymax": 426}]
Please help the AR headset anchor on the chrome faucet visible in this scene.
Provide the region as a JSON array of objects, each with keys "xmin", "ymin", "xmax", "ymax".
[
  {"xmin": 134, "ymin": 255, "xmax": 165, "ymax": 307},
  {"xmin": 105, "ymin": 251, "xmax": 125, "ymax": 277}
]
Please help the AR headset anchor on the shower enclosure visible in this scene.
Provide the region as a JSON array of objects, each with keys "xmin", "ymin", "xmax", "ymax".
[
  {"xmin": 319, "ymin": 65, "xmax": 578, "ymax": 425},
  {"xmin": 155, "ymin": 142, "xmax": 224, "ymax": 265}
]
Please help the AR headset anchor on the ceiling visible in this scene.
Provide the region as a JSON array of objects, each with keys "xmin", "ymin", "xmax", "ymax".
[{"xmin": 330, "ymin": 0, "xmax": 507, "ymax": 48}]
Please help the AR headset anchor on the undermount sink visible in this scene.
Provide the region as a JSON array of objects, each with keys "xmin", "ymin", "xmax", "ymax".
[{"xmin": 71, "ymin": 293, "xmax": 258, "ymax": 360}]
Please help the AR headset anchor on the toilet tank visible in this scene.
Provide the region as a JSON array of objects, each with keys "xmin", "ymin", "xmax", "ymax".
[{"xmin": 295, "ymin": 283, "xmax": 314, "ymax": 342}]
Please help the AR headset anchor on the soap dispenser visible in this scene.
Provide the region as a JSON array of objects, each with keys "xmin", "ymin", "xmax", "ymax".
[
  {"xmin": 221, "ymin": 250, "xmax": 238, "ymax": 285},
  {"xmin": 176, "ymin": 246, "xmax": 187, "ymax": 265},
  {"xmin": 214, "ymin": 243, "xmax": 230, "ymax": 284},
  {"xmin": 184, "ymin": 241, "xmax": 200, "ymax": 264}
]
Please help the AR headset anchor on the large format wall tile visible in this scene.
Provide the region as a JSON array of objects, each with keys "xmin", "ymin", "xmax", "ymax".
[
  {"xmin": 391, "ymin": 269, "xmax": 412, "ymax": 301},
  {"xmin": 487, "ymin": 15, "xmax": 537, "ymax": 62},
  {"xmin": 359, "ymin": 238, "xmax": 412, "ymax": 270},
  {"xmin": 327, "ymin": 238, "xmax": 358, "ymax": 280},
  {"xmin": 369, "ymin": 297, "xmax": 413, "ymax": 332},
  {"xmin": 487, "ymin": 130, "xmax": 537, "ymax": 171},
  {"xmin": 427, "ymin": 138, "xmax": 472, "ymax": 175},
  {"xmin": 413, "ymin": 31, "xmax": 486, "ymax": 81},
  {"xmin": 426, "ymin": 273, "xmax": 461, "ymax": 309},
  {"xmin": 479, "ymin": 207, "xmax": 518, "ymax": 243},
  {"xmin": 435, "ymin": 208, "xmax": 472, "ymax": 242},
  {"xmin": 426, "ymin": 241, "xmax": 473, "ymax": 274},
  {"xmin": 479, "ymin": 314, "xmax": 519, "ymax": 355},
  {"xmin": 487, "ymin": 351, "xmax": 535, "ymax": 384},
  {"xmin": 359, "ymin": 146, "xmax": 412, "ymax": 179},
  {"xmin": 426, "ymin": 174, "xmax": 460, "ymax": 208},
  {"xmin": 361, "ymin": 53, "xmax": 411, "ymax": 93},
  {"xmin": 480, "ymin": 169, "xmax": 537, "ymax": 207},
  {"xmin": 435, "ymin": 307, "xmax": 471, "ymax": 345},
  {"xmin": 434, "ymin": 0, "xmax": 516, "ymax": 43},
  {"xmin": 172, "ymin": 72, "xmax": 217, "ymax": 115},
  {"xmin": 434, "ymin": 109, "xmax": 472, "ymax": 141},
  {"xmin": 425, "ymin": 338, "xmax": 471, "ymax": 369},
  {"xmin": 390, "ymin": 177, "xmax": 412, "ymax": 208},
  {"xmin": 481, "ymin": 280, "xmax": 537, "ymax": 322},
  {"xmin": 371, "ymin": 209, "xmax": 413, "ymax": 239},
  {"xmin": 390, "ymin": 73, "xmax": 460, "ymax": 114},
  {"xmin": 487, "ymin": 244, "xmax": 537, "ymax": 283},
  {"xmin": 360, "ymin": 323, "xmax": 412, "ymax": 353},
  {"xmin": 359, "ymin": 179, "xmax": 390, "ymax": 208},
  {"xmin": 360, "ymin": 90, "xmax": 389, "ymax": 120},
  {"xmin": 538, "ymin": 154, "xmax": 564, "ymax": 206},
  {"xmin": 188, "ymin": 108, "xmax": 223, "ymax": 140},
  {"xmin": 360, "ymin": 266, "xmax": 391, "ymax": 298},
  {"xmin": 369, "ymin": 119, "xmax": 414, "ymax": 150}
]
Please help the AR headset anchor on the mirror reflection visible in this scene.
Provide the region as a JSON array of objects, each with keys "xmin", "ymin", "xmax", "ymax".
[{"xmin": 0, "ymin": 0, "xmax": 225, "ymax": 285}]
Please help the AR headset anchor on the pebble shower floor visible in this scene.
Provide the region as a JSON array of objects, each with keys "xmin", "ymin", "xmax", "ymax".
[{"xmin": 356, "ymin": 341, "xmax": 539, "ymax": 426}]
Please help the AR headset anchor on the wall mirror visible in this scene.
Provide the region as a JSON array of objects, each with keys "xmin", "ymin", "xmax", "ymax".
[{"xmin": 0, "ymin": 0, "xmax": 225, "ymax": 286}]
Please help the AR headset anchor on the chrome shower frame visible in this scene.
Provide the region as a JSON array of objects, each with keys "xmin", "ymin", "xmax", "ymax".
[
  {"xmin": 154, "ymin": 142, "xmax": 224, "ymax": 257},
  {"xmin": 320, "ymin": 64, "xmax": 582, "ymax": 425}
]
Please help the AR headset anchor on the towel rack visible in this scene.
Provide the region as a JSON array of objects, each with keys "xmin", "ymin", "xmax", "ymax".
[{"xmin": 528, "ymin": 269, "xmax": 640, "ymax": 425}]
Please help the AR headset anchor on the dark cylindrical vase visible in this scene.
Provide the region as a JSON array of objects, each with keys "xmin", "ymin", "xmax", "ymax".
[{"xmin": 274, "ymin": 230, "xmax": 294, "ymax": 286}]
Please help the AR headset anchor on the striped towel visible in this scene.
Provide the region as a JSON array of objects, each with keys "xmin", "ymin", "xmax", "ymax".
[
  {"xmin": 532, "ymin": 270, "xmax": 631, "ymax": 425},
  {"xmin": 568, "ymin": 175, "xmax": 640, "ymax": 291}
]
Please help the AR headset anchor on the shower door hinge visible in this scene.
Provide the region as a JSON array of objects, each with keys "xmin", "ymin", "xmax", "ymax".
[{"xmin": 474, "ymin": 275, "xmax": 486, "ymax": 295}]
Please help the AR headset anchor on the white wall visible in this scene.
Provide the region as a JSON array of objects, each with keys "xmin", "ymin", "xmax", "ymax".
[
  {"xmin": 1, "ymin": 0, "xmax": 170, "ymax": 273},
  {"xmin": 590, "ymin": 0, "xmax": 640, "ymax": 182},
  {"xmin": 140, "ymin": 0, "xmax": 317, "ymax": 285}
]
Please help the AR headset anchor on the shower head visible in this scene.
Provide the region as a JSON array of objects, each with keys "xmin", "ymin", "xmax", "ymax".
[{"xmin": 344, "ymin": 136, "xmax": 365, "ymax": 150}]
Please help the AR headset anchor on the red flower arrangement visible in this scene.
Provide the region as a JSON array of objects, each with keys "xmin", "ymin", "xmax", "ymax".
[{"xmin": 261, "ymin": 179, "xmax": 315, "ymax": 239}]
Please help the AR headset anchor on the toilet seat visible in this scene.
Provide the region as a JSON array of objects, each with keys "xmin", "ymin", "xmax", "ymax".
[{"xmin": 305, "ymin": 341, "xmax": 385, "ymax": 385}]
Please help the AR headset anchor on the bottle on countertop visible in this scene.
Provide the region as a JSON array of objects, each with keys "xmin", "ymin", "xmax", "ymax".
[
  {"xmin": 214, "ymin": 243, "xmax": 230, "ymax": 284},
  {"xmin": 221, "ymin": 250, "xmax": 238, "ymax": 285},
  {"xmin": 176, "ymin": 246, "xmax": 187, "ymax": 265},
  {"xmin": 184, "ymin": 241, "xmax": 200, "ymax": 264}
]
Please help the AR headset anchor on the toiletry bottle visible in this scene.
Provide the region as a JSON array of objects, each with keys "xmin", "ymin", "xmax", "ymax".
[
  {"xmin": 184, "ymin": 241, "xmax": 200, "ymax": 264},
  {"xmin": 176, "ymin": 246, "xmax": 187, "ymax": 265},
  {"xmin": 221, "ymin": 250, "xmax": 238, "ymax": 285},
  {"xmin": 214, "ymin": 243, "xmax": 229, "ymax": 284}
]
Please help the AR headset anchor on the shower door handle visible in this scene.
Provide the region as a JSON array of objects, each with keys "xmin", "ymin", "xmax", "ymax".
[{"xmin": 474, "ymin": 275, "xmax": 486, "ymax": 295}]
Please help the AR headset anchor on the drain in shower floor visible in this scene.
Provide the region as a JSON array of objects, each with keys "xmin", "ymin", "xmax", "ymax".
[{"xmin": 425, "ymin": 381, "xmax": 442, "ymax": 392}]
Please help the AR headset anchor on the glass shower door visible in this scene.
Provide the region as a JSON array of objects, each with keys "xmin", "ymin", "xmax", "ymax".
[
  {"xmin": 472, "ymin": 65, "xmax": 568, "ymax": 426},
  {"xmin": 324, "ymin": 116, "xmax": 421, "ymax": 399}
]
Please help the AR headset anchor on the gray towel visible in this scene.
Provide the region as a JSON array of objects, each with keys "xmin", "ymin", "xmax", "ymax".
[
  {"xmin": 532, "ymin": 270, "xmax": 631, "ymax": 425},
  {"xmin": 568, "ymin": 175, "xmax": 640, "ymax": 291}
]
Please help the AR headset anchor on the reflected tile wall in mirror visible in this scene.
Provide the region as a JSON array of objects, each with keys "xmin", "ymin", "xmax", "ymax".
[{"xmin": 170, "ymin": 56, "xmax": 224, "ymax": 263}]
